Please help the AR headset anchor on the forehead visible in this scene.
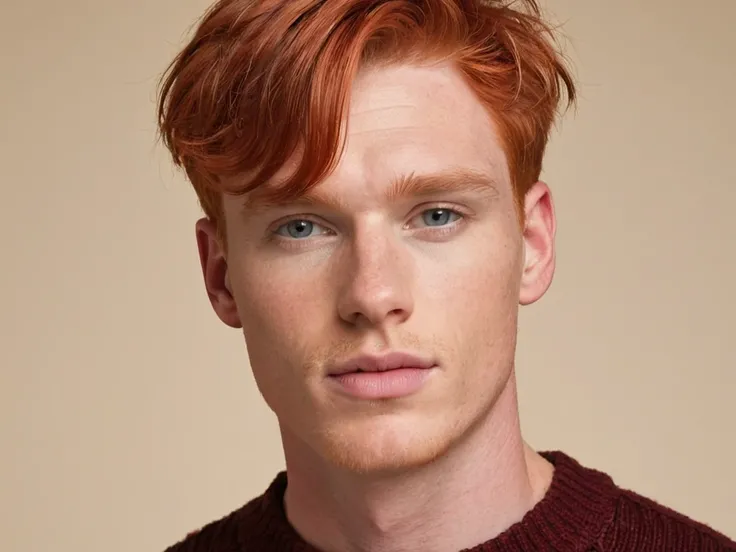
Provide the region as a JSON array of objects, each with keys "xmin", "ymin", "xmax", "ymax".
[
  {"xmin": 343, "ymin": 62, "xmax": 508, "ymax": 179},
  {"xmin": 226, "ymin": 63, "xmax": 510, "ymax": 213}
]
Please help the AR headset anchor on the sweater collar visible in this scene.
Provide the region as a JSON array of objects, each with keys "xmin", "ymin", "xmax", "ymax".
[{"xmin": 240, "ymin": 451, "xmax": 618, "ymax": 552}]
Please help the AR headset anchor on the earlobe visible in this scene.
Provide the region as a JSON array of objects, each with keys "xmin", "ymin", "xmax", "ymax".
[
  {"xmin": 518, "ymin": 182, "xmax": 557, "ymax": 306},
  {"xmin": 195, "ymin": 218, "xmax": 242, "ymax": 328}
]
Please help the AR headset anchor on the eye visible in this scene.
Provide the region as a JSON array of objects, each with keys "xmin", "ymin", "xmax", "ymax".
[
  {"xmin": 274, "ymin": 219, "xmax": 329, "ymax": 239},
  {"xmin": 416, "ymin": 208, "xmax": 462, "ymax": 227}
]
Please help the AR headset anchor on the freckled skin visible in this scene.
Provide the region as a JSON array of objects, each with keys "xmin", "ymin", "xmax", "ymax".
[{"xmin": 196, "ymin": 62, "xmax": 557, "ymax": 548}]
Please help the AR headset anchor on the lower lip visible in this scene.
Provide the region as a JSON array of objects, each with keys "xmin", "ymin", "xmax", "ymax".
[{"xmin": 328, "ymin": 367, "xmax": 433, "ymax": 400}]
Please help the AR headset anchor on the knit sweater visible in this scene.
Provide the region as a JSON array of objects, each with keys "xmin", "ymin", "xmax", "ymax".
[{"xmin": 165, "ymin": 451, "xmax": 736, "ymax": 551}]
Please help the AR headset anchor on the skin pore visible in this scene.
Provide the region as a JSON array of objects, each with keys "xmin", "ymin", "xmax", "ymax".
[{"xmin": 197, "ymin": 62, "xmax": 558, "ymax": 552}]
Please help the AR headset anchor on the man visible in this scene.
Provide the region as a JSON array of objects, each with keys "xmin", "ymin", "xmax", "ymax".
[{"xmin": 157, "ymin": 0, "xmax": 735, "ymax": 550}]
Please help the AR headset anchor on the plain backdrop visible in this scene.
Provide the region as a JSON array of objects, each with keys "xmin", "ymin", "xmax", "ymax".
[{"xmin": 1, "ymin": 1, "xmax": 734, "ymax": 550}]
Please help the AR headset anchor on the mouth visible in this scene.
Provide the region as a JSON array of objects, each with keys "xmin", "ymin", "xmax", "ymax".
[
  {"xmin": 327, "ymin": 351, "xmax": 436, "ymax": 400},
  {"xmin": 328, "ymin": 351, "xmax": 435, "ymax": 376}
]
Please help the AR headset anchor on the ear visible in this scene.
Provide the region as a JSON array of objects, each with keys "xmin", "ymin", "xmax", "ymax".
[
  {"xmin": 518, "ymin": 181, "xmax": 557, "ymax": 306},
  {"xmin": 195, "ymin": 218, "xmax": 242, "ymax": 328}
]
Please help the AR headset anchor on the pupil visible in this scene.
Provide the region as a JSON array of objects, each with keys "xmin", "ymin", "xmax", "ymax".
[{"xmin": 289, "ymin": 220, "xmax": 312, "ymax": 238}]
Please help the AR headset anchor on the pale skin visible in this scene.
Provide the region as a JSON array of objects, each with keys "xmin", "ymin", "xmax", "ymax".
[{"xmin": 197, "ymin": 62, "xmax": 558, "ymax": 552}]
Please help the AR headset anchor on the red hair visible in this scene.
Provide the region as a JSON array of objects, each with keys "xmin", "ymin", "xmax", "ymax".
[{"xmin": 157, "ymin": 0, "xmax": 575, "ymax": 229}]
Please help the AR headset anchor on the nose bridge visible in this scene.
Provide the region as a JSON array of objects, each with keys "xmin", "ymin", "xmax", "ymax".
[{"xmin": 338, "ymin": 222, "xmax": 413, "ymax": 327}]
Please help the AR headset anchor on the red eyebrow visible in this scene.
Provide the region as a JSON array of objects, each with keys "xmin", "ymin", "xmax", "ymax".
[
  {"xmin": 386, "ymin": 168, "xmax": 500, "ymax": 202},
  {"xmin": 243, "ymin": 168, "xmax": 499, "ymax": 213}
]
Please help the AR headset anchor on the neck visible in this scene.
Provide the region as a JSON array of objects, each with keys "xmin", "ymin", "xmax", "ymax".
[{"xmin": 281, "ymin": 371, "xmax": 554, "ymax": 552}]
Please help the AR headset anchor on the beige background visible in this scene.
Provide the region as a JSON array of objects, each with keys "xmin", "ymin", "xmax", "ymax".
[{"xmin": 1, "ymin": 0, "xmax": 734, "ymax": 550}]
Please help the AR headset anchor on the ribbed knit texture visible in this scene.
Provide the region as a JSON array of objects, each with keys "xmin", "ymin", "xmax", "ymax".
[{"xmin": 165, "ymin": 451, "xmax": 736, "ymax": 551}]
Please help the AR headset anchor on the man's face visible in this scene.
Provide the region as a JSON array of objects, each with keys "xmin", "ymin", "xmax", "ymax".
[{"xmin": 199, "ymin": 63, "xmax": 556, "ymax": 474}]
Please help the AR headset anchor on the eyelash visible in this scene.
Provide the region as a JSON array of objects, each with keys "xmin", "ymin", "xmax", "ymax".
[{"xmin": 269, "ymin": 204, "xmax": 467, "ymax": 246}]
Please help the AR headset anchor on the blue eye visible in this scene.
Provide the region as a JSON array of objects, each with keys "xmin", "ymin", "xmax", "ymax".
[
  {"xmin": 276, "ymin": 220, "xmax": 315, "ymax": 239},
  {"xmin": 421, "ymin": 208, "xmax": 460, "ymax": 227},
  {"xmin": 274, "ymin": 219, "xmax": 333, "ymax": 239}
]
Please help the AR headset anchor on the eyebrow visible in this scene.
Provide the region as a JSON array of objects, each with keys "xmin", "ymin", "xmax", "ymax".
[
  {"xmin": 387, "ymin": 168, "xmax": 500, "ymax": 203},
  {"xmin": 242, "ymin": 168, "xmax": 500, "ymax": 213}
]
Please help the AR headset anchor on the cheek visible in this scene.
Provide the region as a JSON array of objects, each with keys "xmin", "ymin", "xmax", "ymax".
[
  {"xmin": 421, "ymin": 230, "xmax": 523, "ymax": 357},
  {"xmin": 228, "ymin": 260, "xmax": 326, "ymax": 412},
  {"xmin": 448, "ymin": 244, "xmax": 522, "ymax": 401},
  {"xmin": 230, "ymin": 257, "xmax": 332, "ymax": 360},
  {"xmin": 423, "ymin": 226, "xmax": 522, "ymax": 310}
]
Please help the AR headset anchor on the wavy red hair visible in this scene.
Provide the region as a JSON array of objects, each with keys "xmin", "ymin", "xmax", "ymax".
[{"xmin": 157, "ymin": 0, "xmax": 575, "ymax": 231}]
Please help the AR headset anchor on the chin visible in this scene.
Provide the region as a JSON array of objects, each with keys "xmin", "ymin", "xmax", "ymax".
[{"xmin": 316, "ymin": 414, "xmax": 456, "ymax": 475}]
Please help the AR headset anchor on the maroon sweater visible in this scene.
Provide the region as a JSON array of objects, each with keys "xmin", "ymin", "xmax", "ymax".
[{"xmin": 165, "ymin": 451, "xmax": 736, "ymax": 551}]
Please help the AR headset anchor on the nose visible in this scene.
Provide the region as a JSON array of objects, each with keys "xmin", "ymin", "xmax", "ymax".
[{"xmin": 336, "ymin": 230, "xmax": 414, "ymax": 329}]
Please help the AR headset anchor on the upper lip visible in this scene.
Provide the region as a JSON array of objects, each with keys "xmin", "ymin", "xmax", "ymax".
[{"xmin": 328, "ymin": 352, "xmax": 435, "ymax": 376}]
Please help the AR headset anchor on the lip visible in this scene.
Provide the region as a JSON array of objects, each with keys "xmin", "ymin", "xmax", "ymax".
[
  {"xmin": 326, "ymin": 351, "xmax": 437, "ymax": 400},
  {"xmin": 328, "ymin": 351, "xmax": 435, "ymax": 376}
]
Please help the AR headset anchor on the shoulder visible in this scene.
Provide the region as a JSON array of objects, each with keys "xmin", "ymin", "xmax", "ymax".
[
  {"xmin": 600, "ymin": 487, "xmax": 736, "ymax": 551},
  {"xmin": 544, "ymin": 450, "xmax": 736, "ymax": 551}
]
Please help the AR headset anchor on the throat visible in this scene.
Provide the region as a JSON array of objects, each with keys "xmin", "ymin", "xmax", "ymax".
[{"xmin": 282, "ymin": 443, "xmax": 549, "ymax": 552}]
